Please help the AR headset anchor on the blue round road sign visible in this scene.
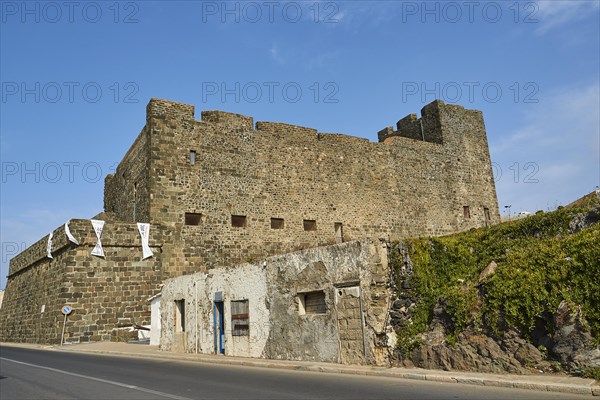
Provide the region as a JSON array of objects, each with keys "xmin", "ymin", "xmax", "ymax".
[{"xmin": 61, "ymin": 305, "xmax": 72, "ymax": 315}]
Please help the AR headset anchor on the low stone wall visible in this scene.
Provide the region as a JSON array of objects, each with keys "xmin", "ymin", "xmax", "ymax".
[{"xmin": 0, "ymin": 219, "xmax": 167, "ymax": 344}]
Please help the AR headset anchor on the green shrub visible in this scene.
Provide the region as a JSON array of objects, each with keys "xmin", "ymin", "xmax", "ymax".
[
  {"xmin": 581, "ymin": 367, "xmax": 600, "ymax": 381},
  {"xmin": 392, "ymin": 204, "xmax": 600, "ymax": 347}
]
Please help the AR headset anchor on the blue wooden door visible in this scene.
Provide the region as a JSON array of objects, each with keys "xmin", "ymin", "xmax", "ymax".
[{"xmin": 214, "ymin": 301, "xmax": 225, "ymax": 354}]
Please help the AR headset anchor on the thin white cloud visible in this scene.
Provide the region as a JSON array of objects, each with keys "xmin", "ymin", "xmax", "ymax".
[
  {"xmin": 269, "ymin": 43, "xmax": 340, "ymax": 71},
  {"xmin": 491, "ymin": 82, "xmax": 600, "ymax": 212},
  {"xmin": 541, "ymin": 162, "xmax": 584, "ymax": 181},
  {"xmin": 300, "ymin": 0, "xmax": 345, "ymax": 25},
  {"xmin": 269, "ymin": 43, "xmax": 285, "ymax": 65},
  {"xmin": 494, "ymin": 83, "xmax": 599, "ymax": 154},
  {"xmin": 535, "ymin": 0, "xmax": 600, "ymax": 34},
  {"xmin": 332, "ymin": 2, "xmax": 399, "ymax": 28}
]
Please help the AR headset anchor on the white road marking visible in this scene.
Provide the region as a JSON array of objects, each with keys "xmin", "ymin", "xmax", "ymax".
[{"xmin": 0, "ymin": 357, "xmax": 192, "ymax": 400}]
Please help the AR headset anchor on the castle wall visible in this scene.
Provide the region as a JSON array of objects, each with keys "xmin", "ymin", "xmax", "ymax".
[
  {"xmin": 104, "ymin": 126, "xmax": 152, "ymax": 223},
  {"xmin": 0, "ymin": 246, "xmax": 68, "ymax": 343},
  {"xmin": 434, "ymin": 102, "xmax": 500, "ymax": 228},
  {"xmin": 139, "ymin": 98, "xmax": 499, "ymax": 276},
  {"xmin": 0, "ymin": 220, "xmax": 165, "ymax": 343}
]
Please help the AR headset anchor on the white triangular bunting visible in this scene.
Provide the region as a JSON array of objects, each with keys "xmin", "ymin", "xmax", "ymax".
[
  {"xmin": 65, "ymin": 221, "xmax": 79, "ymax": 245},
  {"xmin": 90, "ymin": 219, "xmax": 105, "ymax": 257},
  {"xmin": 137, "ymin": 222, "xmax": 153, "ymax": 260},
  {"xmin": 46, "ymin": 232, "xmax": 53, "ymax": 259}
]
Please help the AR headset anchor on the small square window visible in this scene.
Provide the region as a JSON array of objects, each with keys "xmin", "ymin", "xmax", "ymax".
[
  {"xmin": 231, "ymin": 215, "xmax": 247, "ymax": 228},
  {"xmin": 185, "ymin": 213, "xmax": 204, "ymax": 226},
  {"xmin": 189, "ymin": 150, "xmax": 196, "ymax": 166},
  {"xmin": 303, "ymin": 219, "xmax": 317, "ymax": 231},
  {"xmin": 463, "ymin": 206, "xmax": 471, "ymax": 219},
  {"xmin": 298, "ymin": 291, "xmax": 326, "ymax": 315},
  {"xmin": 271, "ymin": 218, "xmax": 284, "ymax": 229}
]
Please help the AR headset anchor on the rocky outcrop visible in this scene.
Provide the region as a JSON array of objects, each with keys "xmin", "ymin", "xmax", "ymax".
[
  {"xmin": 551, "ymin": 301, "xmax": 600, "ymax": 370},
  {"xmin": 388, "ymin": 242, "xmax": 419, "ymax": 336},
  {"xmin": 403, "ymin": 328, "xmax": 548, "ymax": 374},
  {"xmin": 477, "ymin": 261, "xmax": 497, "ymax": 285},
  {"xmin": 389, "ymin": 242, "xmax": 599, "ymax": 375},
  {"xmin": 392, "ymin": 298, "xmax": 599, "ymax": 374},
  {"xmin": 394, "ymin": 294, "xmax": 549, "ymax": 374},
  {"xmin": 568, "ymin": 208, "xmax": 600, "ymax": 233}
]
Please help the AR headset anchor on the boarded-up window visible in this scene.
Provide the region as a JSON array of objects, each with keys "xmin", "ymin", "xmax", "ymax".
[
  {"xmin": 271, "ymin": 218, "xmax": 284, "ymax": 229},
  {"xmin": 303, "ymin": 219, "xmax": 317, "ymax": 231},
  {"xmin": 231, "ymin": 300, "xmax": 249, "ymax": 336},
  {"xmin": 463, "ymin": 206, "xmax": 471, "ymax": 219},
  {"xmin": 231, "ymin": 215, "xmax": 247, "ymax": 228},
  {"xmin": 185, "ymin": 213, "xmax": 203, "ymax": 226},
  {"xmin": 298, "ymin": 291, "xmax": 326, "ymax": 315}
]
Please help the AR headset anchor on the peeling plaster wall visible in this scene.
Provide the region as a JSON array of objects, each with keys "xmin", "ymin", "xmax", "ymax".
[
  {"xmin": 160, "ymin": 263, "xmax": 270, "ymax": 357},
  {"xmin": 159, "ymin": 239, "xmax": 392, "ymax": 365},
  {"xmin": 149, "ymin": 296, "xmax": 161, "ymax": 346}
]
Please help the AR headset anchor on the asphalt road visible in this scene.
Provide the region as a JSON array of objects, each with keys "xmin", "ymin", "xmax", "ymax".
[{"xmin": 0, "ymin": 346, "xmax": 589, "ymax": 400}]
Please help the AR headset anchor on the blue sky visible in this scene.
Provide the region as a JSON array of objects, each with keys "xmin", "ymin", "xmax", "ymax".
[{"xmin": 1, "ymin": 0, "xmax": 599, "ymax": 289}]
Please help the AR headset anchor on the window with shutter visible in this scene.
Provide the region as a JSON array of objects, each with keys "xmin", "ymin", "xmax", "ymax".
[{"xmin": 231, "ymin": 300, "xmax": 249, "ymax": 336}]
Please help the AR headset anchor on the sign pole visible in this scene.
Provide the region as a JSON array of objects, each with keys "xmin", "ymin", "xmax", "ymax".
[
  {"xmin": 60, "ymin": 305, "xmax": 72, "ymax": 346},
  {"xmin": 61, "ymin": 313, "xmax": 67, "ymax": 346}
]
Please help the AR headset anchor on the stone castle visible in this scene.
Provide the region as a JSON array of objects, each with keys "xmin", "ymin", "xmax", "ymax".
[{"xmin": 0, "ymin": 98, "xmax": 500, "ymax": 344}]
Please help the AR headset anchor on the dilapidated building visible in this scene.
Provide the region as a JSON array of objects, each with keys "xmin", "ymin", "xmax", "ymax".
[{"xmin": 159, "ymin": 239, "xmax": 392, "ymax": 365}]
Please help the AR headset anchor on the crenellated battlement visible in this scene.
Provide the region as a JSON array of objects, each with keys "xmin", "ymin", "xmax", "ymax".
[
  {"xmin": 201, "ymin": 110, "xmax": 254, "ymax": 131},
  {"xmin": 135, "ymin": 97, "xmax": 497, "ymax": 239},
  {"xmin": 147, "ymin": 98, "xmax": 195, "ymax": 122},
  {"xmin": 378, "ymin": 99, "xmax": 449, "ymax": 144},
  {"xmin": 255, "ymin": 121, "xmax": 318, "ymax": 142},
  {"xmin": 146, "ymin": 98, "xmax": 484, "ymax": 148}
]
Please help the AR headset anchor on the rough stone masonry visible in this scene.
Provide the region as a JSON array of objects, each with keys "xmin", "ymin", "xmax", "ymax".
[{"xmin": 0, "ymin": 98, "xmax": 500, "ymax": 345}]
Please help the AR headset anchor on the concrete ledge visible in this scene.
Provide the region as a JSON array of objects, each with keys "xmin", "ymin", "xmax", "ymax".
[
  {"xmin": 455, "ymin": 376, "xmax": 485, "ymax": 385},
  {"xmin": 513, "ymin": 381, "xmax": 550, "ymax": 392},
  {"xmin": 547, "ymin": 384, "xmax": 594, "ymax": 396},
  {"xmin": 401, "ymin": 372, "xmax": 427, "ymax": 380},
  {"xmin": 425, "ymin": 375, "xmax": 457, "ymax": 384},
  {"xmin": 481, "ymin": 379, "xmax": 514, "ymax": 388}
]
